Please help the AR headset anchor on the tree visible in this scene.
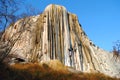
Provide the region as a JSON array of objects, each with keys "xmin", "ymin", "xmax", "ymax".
[
  {"xmin": 24, "ymin": 4, "xmax": 41, "ymax": 16},
  {"xmin": 18, "ymin": 4, "xmax": 41, "ymax": 20},
  {"xmin": 0, "ymin": 1, "xmax": 41, "ymax": 62},
  {"xmin": 0, "ymin": 0, "xmax": 41, "ymax": 32},
  {"xmin": 113, "ymin": 40, "xmax": 120, "ymax": 53},
  {"xmin": 0, "ymin": 0, "xmax": 22, "ymax": 31},
  {"xmin": 112, "ymin": 40, "xmax": 120, "ymax": 61}
]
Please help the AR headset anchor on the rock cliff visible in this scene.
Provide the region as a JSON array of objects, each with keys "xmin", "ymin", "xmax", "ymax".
[{"xmin": 0, "ymin": 4, "xmax": 120, "ymax": 78}]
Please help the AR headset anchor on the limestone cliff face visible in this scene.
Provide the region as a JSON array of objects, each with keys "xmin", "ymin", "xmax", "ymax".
[{"xmin": 1, "ymin": 4, "xmax": 120, "ymax": 78}]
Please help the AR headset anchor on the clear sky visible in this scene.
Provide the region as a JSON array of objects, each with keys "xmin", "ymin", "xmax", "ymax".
[{"xmin": 25, "ymin": 0, "xmax": 120, "ymax": 51}]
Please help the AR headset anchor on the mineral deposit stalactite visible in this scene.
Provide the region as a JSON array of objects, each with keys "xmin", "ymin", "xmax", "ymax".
[{"xmin": 1, "ymin": 4, "xmax": 120, "ymax": 78}]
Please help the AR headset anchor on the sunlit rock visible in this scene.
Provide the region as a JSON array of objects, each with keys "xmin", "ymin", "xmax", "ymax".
[{"xmin": 1, "ymin": 4, "xmax": 120, "ymax": 78}]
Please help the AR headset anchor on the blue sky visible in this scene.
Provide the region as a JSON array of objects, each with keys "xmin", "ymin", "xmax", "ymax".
[{"xmin": 25, "ymin": 0, "xmax": 120, "ymax": 51}]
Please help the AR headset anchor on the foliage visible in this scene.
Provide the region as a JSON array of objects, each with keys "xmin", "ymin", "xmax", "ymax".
[{"xmin": 0, "ymin": 61, "xmax": 119, "ymax": 80}]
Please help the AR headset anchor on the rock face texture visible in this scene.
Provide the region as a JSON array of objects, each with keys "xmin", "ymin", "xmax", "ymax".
[{"xmin": 0, "ymin": 4, "xmax": 120, "ymax": 78}]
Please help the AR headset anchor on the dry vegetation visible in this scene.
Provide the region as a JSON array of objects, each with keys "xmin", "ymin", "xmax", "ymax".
[{"xmin": 0, "ymin": 60, "xmax": 119, "ymax": 80}]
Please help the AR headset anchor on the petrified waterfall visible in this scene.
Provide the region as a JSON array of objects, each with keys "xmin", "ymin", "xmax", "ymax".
[{"xmin": 1, "ymin": 4, "xmax": 120, "ymax": 78}]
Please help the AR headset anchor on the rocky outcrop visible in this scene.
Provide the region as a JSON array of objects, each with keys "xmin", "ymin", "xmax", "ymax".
[{"xmin": 1, "ymin": 4, "xmax": 120, "ymax": 78}]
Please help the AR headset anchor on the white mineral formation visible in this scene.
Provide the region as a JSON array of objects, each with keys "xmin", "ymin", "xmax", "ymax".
[{"xmin": 1, "ymin": 4, "xmax": 120, "ymax": 78}]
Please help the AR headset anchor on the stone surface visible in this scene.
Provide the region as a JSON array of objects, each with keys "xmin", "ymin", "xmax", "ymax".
[{"xmin": 1, "ymin": 4, "xmax": 120, "ymax": 78}]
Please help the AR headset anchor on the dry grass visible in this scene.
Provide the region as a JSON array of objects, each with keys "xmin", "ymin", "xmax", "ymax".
[{"xmin": 0, "ymin": 60, "xmax": 119, "ymax": 80}]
